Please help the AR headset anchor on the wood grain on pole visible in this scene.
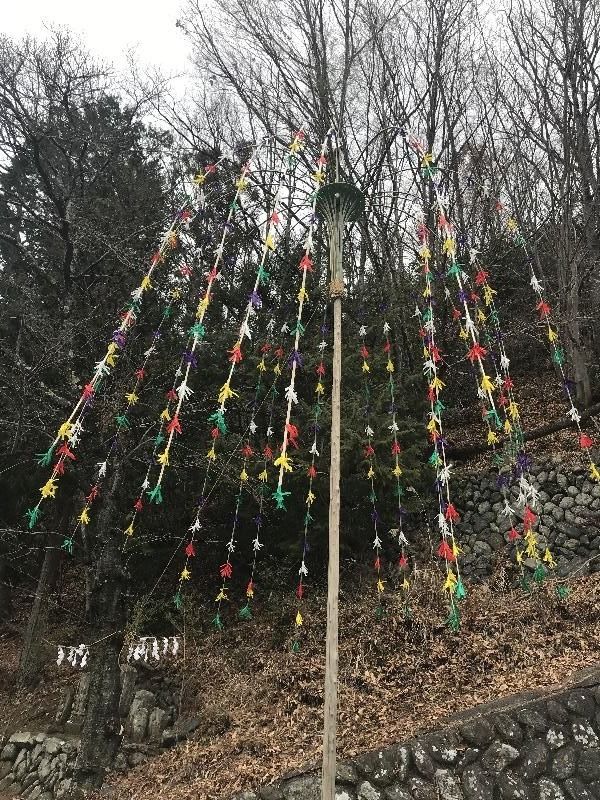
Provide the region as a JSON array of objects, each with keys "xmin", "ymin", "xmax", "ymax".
[{"xmin": 322, "ymin": 293, "xmax": 342, "ymax": 800}]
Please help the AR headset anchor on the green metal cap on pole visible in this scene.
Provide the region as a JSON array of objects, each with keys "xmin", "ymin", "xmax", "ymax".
[{"xmin": 315, "ymin": 182, "xmax": 365, "ymax": 800}]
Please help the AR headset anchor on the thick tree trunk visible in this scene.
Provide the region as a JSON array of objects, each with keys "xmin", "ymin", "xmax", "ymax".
[
  {"xmin": 18, "ymin": 531, "xmax": 62, "ymax": 685},
  {"xmin": 73, "ymin": 469, "xmax": 126, "ymax": 789}
]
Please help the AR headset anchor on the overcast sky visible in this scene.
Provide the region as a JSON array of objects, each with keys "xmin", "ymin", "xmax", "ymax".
[{"xmin": 3, "ymin": 0, "xmax": 193, "ymax": 78}]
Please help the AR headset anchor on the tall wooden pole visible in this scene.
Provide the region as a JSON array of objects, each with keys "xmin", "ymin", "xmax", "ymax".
[
  {"xmin": 316, "ymin": 183, "xmax": 364, "ymax": 800},
  {"xmin": 322, "ymin": 289, "xmax": 342, "ymax": 800}
]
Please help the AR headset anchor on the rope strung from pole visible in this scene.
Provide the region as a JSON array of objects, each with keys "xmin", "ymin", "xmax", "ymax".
[
  {"xmin": 357, "ymin": 322, "xmax": 386, "ymax": 617},
  {"xmin": 291, "ymin": 309, "xmax": 329, "ymax": 652},
  {"xmin": 414, "ymin": 212, "xmax": 466, "ymax": 630},
  {"xmin": 381, "ymin": 320, "xmax": 411, "ymax": 607},
  {"xmin": 238, "ymin": 339, "xmax": 284, "ymax": 622},
  {"xmin": 272, "ymin": 132, "xmax": 332, "ymax": 510},
  {"xmin": 28, "ymin": 198, "xmax": 202, "ymax": 528}
]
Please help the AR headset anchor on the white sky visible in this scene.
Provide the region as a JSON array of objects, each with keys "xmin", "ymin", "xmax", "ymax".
[{"xmin": 2, "ymin": 0, "xmax": 193, "ymax": 78}]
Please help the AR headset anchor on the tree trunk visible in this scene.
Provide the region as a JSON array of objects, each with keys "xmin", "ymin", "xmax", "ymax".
[
  {"xmin": 18, "ymin": 531, "xmax": 62, "ymax": 685},
  {"xmin": 73, "ymin": 469, "xmax": 126, "ymax": 789},
  {"xmin": 0, "ymin": 555, "xmax": 12, "ymax": 621}
]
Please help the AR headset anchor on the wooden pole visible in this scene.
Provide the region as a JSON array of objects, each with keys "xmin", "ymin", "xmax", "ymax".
[
  {"xmin": 322, "ymin": 290, "xmax": 342, "ymax": 800},
  {"xmin": 316, "ymin": 182, "xmax": 364, "ymax": 800}
]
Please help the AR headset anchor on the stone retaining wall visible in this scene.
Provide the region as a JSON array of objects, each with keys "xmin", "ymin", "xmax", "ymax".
[
  {"xmin": 450, "ymin": 457, "xmax": 600, "ymax": 581},
  {"xmin": 238, "ymin": 668, "xmax": 600, "ymax": 800}
]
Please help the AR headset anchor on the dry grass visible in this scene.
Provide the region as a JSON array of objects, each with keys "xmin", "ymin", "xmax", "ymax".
[{"xmin": 104, "ymin": 569, "xmax": 600, "ymax": 800}]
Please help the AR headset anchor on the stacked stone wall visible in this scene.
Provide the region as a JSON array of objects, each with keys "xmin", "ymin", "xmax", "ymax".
[
  {"xmin": 237, "ymin": 668, "xmax": 600, "ymax": 800},
  {"xmin": 451, "ymin": 457, "xmax": 600, "ymax": 580}
]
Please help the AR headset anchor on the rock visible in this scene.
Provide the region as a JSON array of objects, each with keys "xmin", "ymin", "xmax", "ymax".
[
  {"xmin": 119, "ymin": 665, "xmax": 137, "ymax": 717},
  {"xmin": 9, "ymin": 732, "xmax": 34, "ymax": 748},
  {"xmin": 55, "ymin": 687, "xmax": 75, "ymax": 725},
  {"xmin": 55, "ymin": 777, "xmax": 73, "ymax": 799},
  {"xmin": 335, "ymin": 788, "xmax": 356, "ymax": 800},
  {"xmin": 459, "ymin": 719, "xmax": 495, "ymax": 748},
  {"xmin": 461, "ymin": 765, "xmax": 493, "ymax": 800},
  {"xmin": 572, "ymin": 721, "xmax": 599, "ymax": 748},
  {"xmin": 410, "ymin": 742, "xmax": 435, "ymax": 779},
  {"xmin": 519, "ymin": 740, "xmax": 549, "ymax": 781},
  {"xmin": 562, "ymin": 777, "xmax": 595, "ymax": 800},
  {"xmin": 357, "ymin": 782, "xmax": 382, "ymax": 800},
  {"xmin": 547, "ymin": 701, "xmax": 569, "ymax": 725},
  {"xmin": 515, "ymin": 707, "xmax": 548, "ymax": 733},
  {"xmin": 496, "ymin": 771, "xmax": 531, "ymax": 800},
  {"xmin": 161, "ymin": 717, "xmax": 201, "ymax": 746},
  {"xmin": 43, "ymin": 737, "xmax": 63, "ymax": 756},
  {"xmin": 1, "ymin": 743, "xmax": 18, "ymax": 762},
  {"xmin": 494, "ymin": 714, "xmax": 523, "ymax": 746},
  {"xmin": 456, "ymin": 748, "xmax": 480, "ymax": 770},
  {"xmin": 546, "ymin": 727, "xmax": 568, "ymax": 750},
  {"xmin": 407, "ymin": 777, "xmax": 437, "ymax": 800},
  {"xmin": 481, "ymin": 741, "xmax": 519, "ymax": 772},
  {"xmin": 147, "ymin": 708, "xmax": 169, "ymax": 743},
  {"xmin": 128, "ymin": 751, "xmax": 148, "ymax": 767},
  {"xmin": 383, "ymin": 787, "xmax": 411, "ymax": 800},
  {"xmin": 566, "ymin": 690, "xmax": 596, "ymax": 718},
  {"xmin": 537, "ymin": 778, "xmax": 565, "ymax": 800},
  {"xmin": 336, "ymin": 763, "xmax": 358, "ymax": 784},
  {"xmin": 5, "ymin": 781, "xmax": 23, "ymax": 797},
  {"xmin": 0, "ymin": 762, "xmax": 11, "ymax": 780},
  {"xmin": 113, "ymin": 752, "xmax": 128, "ymax": 773},
  {"xmin": 473, "ymin": 541, "xmax": 491, "ymax": 555},
  {"xmin": 0, "ymin": 775, "xmax": 13, "ymax": 791},
  {"xmin": 14, "ymin": 750, "xmax": 30, "ymax": 780},
  {"xmin": 130, "ymin": 708, "xmax": 149, "ymax": 742},
  {"xmin": 37, "ymin": 756, "xmax": 52, "ymax": 782},
  {"xmin": 428, "ymin": 731, "xmax": 462, "ymax": 765},
  {"xmin": 355, "ymin": 746, "xmax": 409, "ymax": 786},
  {"xmin": 434, "ymin": 769, "xmax": 463, "ymax": 800},
  {"xmin": 259, "ymin": 784, "xmax": 284, "ymax": 800},
  {"xmin": 282, "ymin": 775, "xmax": 320, "ymax": 800},
  {"xmin": 27, "ymin": 787, "xmax": 42, "ymax": 800},
  {"xmin": 22, "ymin": 772, "xmax": 39, "ymax": 789},
  {"xmin": 577, "ymin": 748, "xmax": 600, "ymax": 781},
  {"xmin": 552, "ymin": 744, "xmax": 578, "ymax": 779},
  {"xmin": 69, "ymin": 673, "xmax": 91, "ymax": 725}
]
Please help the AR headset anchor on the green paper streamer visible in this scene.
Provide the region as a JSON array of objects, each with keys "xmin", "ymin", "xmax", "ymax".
[
  {"xmin": 115, "ymin": 414, "xmax": 130, "ymax": 430},
  {"xmin": 36, "ymin": 446, "xmax": 55, "ymax": 467},
  {"xmin": 163, "ymin": 305, "xmax": 173, "ymax": 319},
  {"xmin": 533, "ymin": 564, "xmax": 547, "ymax": 584},
  {"xmin": 291, "ymin": 639, "xmax": 301, "ymax": 654},
  {"xmin": 212, "ymin": 613, "xmax": 224, "ymax": 631},
  {"xmin": 61, "ymin": 537, "xmax": 74, "ymax": 555},
  {"xmin": 147, "ymin": 484, "xmax": 163, "ymax": 504},
  {"xmin": 189, "ymin": 322, "xmax": 206, "ymax": 339},
  {"xmin": 207, "ymin": 410, "xmax": 228, "ymax": 435},
  {"xmin": 556, "ymin": 584, "xmax": 570, "ymax": 600},
  {"xmin": 446, "ymin": 604, "xmax": 460, "ymax": 632},
  {"xmin": 375, "ymin": 604, "xmax": 385, "ymax": 621},
  {"xmin": 173, "ymin": 592, "xmax": 183, "ymax": 610},
  {"xmin": 154, "ymin": 432, "xmax": 166, "ymax": 447},
  {"xmin": 257, "ymin": 266, "xmax": 270, "ymax": 285},
  {"xmin": 454, "ymin": 580, "xmax": 467, "ymax": 600},
  {"xmin": 520, "ymin": 575, "xmax": 531, "ymax": 593},
  {"xmin": 238, "ymin": 604, "xmax": 252, "ymax": 621},
  {"xmin": 25, "ymin": 507, "xmax": 42, "ymax": 530},
  {"xmin": 272, "ymin": 486, "xmax": 291, "ymax": 510}
]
